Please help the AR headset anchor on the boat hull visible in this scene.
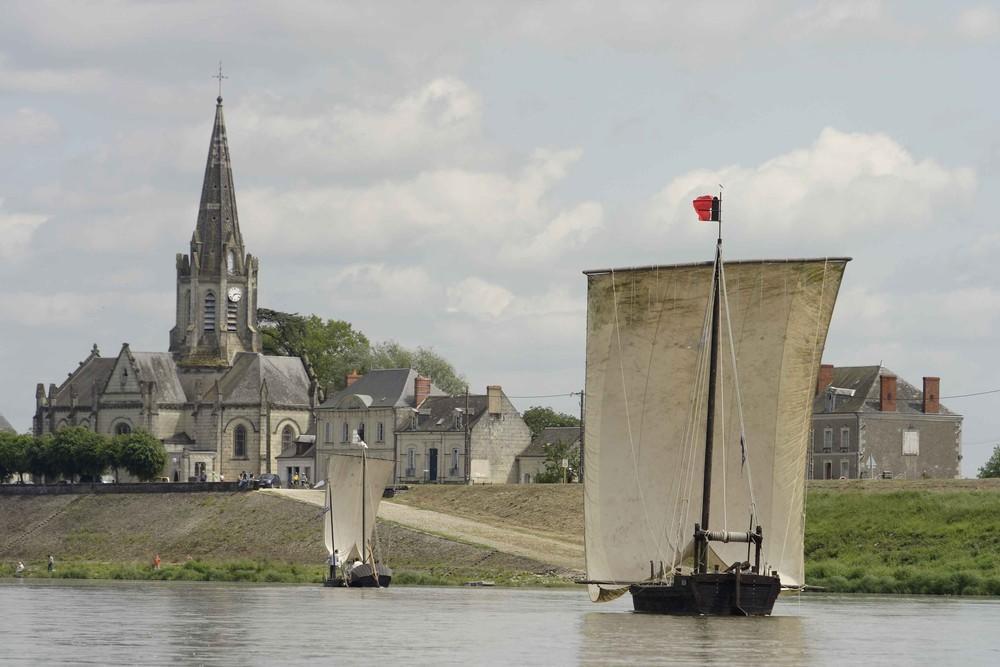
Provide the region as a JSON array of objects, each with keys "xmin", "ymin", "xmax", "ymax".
[
  {"xmin": 346, "ymin": 563, "xmax": 393, "ymax": 588},
  {"xmin": 629, "ymin": 572, "xmax": 780, "ymax": 616}
]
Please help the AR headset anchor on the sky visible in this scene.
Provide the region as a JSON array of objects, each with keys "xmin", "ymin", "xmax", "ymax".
[{"xmin": 0, "ymin": 1, "xmax": 998, "ymax": 476}]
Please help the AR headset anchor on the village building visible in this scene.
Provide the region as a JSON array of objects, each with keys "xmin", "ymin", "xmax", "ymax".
[
  {"xmin": 810, "ymin": 364, "xmax": 962, "ymax": 480},
  {"xmin": 0, "ymin": 414, "xmax": 15, "ymax": 434},
  {"xmin": 516, "ymin": 426, "xmax": 581, "ymax": 484},
  {"xmin": 32, "ymin": 95, "xmax": 318, "ymax": 482}
]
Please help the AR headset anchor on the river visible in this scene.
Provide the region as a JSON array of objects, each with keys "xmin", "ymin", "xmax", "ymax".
[{"xmin": 1, "ymin": 581, "xmax": 998, "ymax": 665}]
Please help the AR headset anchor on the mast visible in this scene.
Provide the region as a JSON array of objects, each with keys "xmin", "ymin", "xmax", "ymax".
[
  {"xmin": 361, "ymin": 447, "xmax": 367, "ymax": 565},
  {"xmin": 327, "ymin": 478, "xmax": 336, "ymax": 576},
  {"xmin": 697, "ymin": 214, "xmax": 723, "ymax": 575}
]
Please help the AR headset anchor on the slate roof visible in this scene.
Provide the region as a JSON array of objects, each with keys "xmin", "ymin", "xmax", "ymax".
[
  {"xmin": 51, "ymin": 357, "xmax": 116, "ymax": 408},
  {"xmin": 209, "ymin": 353, "xmax": 311, "ymax": 406},
  {"xmin": 131, "ymin": 352, "xmax": 187, "ymax": 403},
  {"xmin": 814, "ymin": 366, "xmax": 957, "ymax": 416},
  {"xmin": 322, "ymin": 368, "xmax": 445, "ymax": 409},
  {"xmin": 400, "ymin": 395, "xmax": 489, "ymax": 432},
  {"xmin": 0, "ymin": 413, "xmax": 15, "ymax": 433},
  {"xmin": 522, "ymin": 426, "xmax": 581, "ymax": 457}
]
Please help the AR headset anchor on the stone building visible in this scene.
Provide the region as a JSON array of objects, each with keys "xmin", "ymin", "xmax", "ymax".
[
  {"xmin": 810, "ymin": 364, "xmax": 962, "ymax": 480},
  {"xmin": 315, "ymin": 370, "xmax": 531, "ymax": 484},
  {"xmin": 0, "ymin": 413, "xmax": 15, "ymax": 434},
  {"xmin": 516, "ymin": 426, "xmax": 581, "ymax": 484},
  {"xmin": 32, "ymin": 95, "xmax": 318, "ymax": 482}
]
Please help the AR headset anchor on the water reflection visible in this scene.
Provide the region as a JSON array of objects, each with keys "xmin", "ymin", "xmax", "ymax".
[{"xmin": 579, "ymin": 609, "xmax": 806, "ymax": 666}]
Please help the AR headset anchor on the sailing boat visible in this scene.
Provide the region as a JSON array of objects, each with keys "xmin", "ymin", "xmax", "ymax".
[
  {"xmin": 582, "ymin": 195, "xmax": 848, "ymax": 615},
  {"xmin": 322, "ymin": 436, "xmax": 395, "ymax": 588}
]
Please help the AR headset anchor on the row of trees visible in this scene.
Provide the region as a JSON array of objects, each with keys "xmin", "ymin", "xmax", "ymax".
[
  {"xmin": 0, "ymin": 427, "xmax": 167, "ymax": 484},
  {"xmin": 258, "ymin": 309, "xmax": 467, "ymax": 394}
]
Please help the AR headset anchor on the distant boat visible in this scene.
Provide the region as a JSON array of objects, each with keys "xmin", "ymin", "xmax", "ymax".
[
  {"xmin": 322, "ymin": 446, "xmax": 395, "ymax": 588},
  {"xmin": 581, "ymin": 197, "xmax": 848, "ymax": 615}
]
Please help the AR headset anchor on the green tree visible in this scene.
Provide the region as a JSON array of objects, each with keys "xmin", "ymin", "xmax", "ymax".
[
  {"xmin": 522, "ymin": 406, "xmax": 580, "ymax": 440},
  {"xmin": 118, "ymin": 431, "xmax": 167, "ymax": 481},
  {"xmin": 978, "ymin": 445, "xmax": 1000, "ymax": 478},
  {"xmin": 104, "ymin": 436, "xmax": 125, "ymax": 483},
  {"xmin": 50, "ymin": 427, "xmax": 109, "ymax": 482},
  {"xmin": 370, "ymin": 341, "xmax": 467, "ymax": 394},
  {"xmin": 259, "ymin": 308, "xmax": 371, "ymax": 391},
  {"xmin": 26, "ymin": 434, "xmax": 57, "ymax": 483},
  {"xmin": 0, "ymin": 432, "xmax": 18, "ymax": 482},
  {"xmin": 534, "ymin": 439, "xmax": 582, "ymax": 483}
]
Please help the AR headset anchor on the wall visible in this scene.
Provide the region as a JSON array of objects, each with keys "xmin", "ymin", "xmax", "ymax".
[{"xmin": 860, "ymin": 413, "xmax": 961, "ymax": 479}]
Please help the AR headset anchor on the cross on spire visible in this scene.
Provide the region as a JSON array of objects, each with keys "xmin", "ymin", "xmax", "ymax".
[{"xmin": 212, "ymin": 61, "xmax": 228, "ymax": 101}]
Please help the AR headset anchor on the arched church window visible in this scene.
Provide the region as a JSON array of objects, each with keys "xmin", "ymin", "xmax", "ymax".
[
  {"xmin": 115, "ymin": 422, "xmax": 131, "ymax": 436},
  {"xmin": 227, "ymin": 250, "xmax": 236, "ymax": 274},
  {"xmin": 282, "ymin": 425, "xmax": 295, "ymax": 450},
  {"xmin": 234, "ymin": 425, "xmax": 247, "ymax": 458},
  {"xmin": 204, "ymin": 292, "xmax": 216, "ymax": 331}
]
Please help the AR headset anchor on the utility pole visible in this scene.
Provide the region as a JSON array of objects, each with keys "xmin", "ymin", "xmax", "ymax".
[
  {"xmin": 573, "ymin": 389, "xmax": 585, "ymax": 480},
  {"xmin": 464, "ymin": 386, "xmax": 471, "ymax": 484}
]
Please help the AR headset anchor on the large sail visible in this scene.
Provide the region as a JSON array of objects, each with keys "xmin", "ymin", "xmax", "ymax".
[
  {"xmin": 323, "ymin": 453, "xmax": 396, "ymax": 562},
  {"xmin": 583, "ymin": 258, "xmax": 847, "ymax": 601}
]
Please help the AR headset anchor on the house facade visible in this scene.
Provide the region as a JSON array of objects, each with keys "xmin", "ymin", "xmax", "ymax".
[
  {"xmin": 810, "ymin": 364, "xmax": 962, "ymax": 480},
  {"xmin": 32, "ymin": 95, "xmax": 318, "ymax": 482},
  {"xmin": 516, "ymin": 426, "xmax": 581, "ymax": 484}
]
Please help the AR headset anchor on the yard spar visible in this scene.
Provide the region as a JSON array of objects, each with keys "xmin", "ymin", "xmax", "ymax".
[
  {"xmin": 582, "ymin": 195, "xmax": 848, "ymax": 614},
  {"xmin": 322, "ymin": 448, "xmax": 395, "ymax": 588}
]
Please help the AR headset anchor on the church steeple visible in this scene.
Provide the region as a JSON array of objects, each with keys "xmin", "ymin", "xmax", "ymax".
[{"xmin": 170, "ymin": 93, "xmax": 260, "ymax": 366}]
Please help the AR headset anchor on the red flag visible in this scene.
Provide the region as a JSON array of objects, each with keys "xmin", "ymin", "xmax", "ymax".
[{"xmin": 693, "ymin": 195, "xmax": 720, "ymax": 222}]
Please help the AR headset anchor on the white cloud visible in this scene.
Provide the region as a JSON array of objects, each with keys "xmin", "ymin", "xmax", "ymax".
[
  {"xmin": 0, "ymin": 200, "xmax": 47, "ymax": 260},
  {"xmin": 0, "ymin": 291, "xmax": 171, "ymax": 327},
  {"xmin": 0, "ymin": 53, "xmax": 110, "ymax": 94},
  {"xmin": 647, "ymin": 127, "xmax": 977, "ymax": 241},
  {"xmin": 956, "ymin": 6, "xmax": 1000, "ymax": 41},
  {"xmin": 0, "ymin": 107, "xmax": 59, "ymax": 144},
  {"xmin": 446, "ymin": 277, "xmax": 514, "ymax": 319}
]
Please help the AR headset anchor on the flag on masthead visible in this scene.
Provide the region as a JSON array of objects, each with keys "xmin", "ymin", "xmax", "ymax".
[{"xmin": 693, "ymin": 195, "xmax": 720, "ymax": 222}]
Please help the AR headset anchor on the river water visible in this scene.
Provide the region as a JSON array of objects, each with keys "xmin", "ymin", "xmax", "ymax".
[{"xmin": 1, "ymin": 581, "xmax": 998, "ymax": 665}]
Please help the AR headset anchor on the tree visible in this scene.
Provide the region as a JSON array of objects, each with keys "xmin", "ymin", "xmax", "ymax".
[
  {"xmin": 0, "ymin": 432, "xmax": 19, "ymax": 482},
  {"xmin": 534, "ymin": 439, "xmax": 582, "ymax": 483},
  {"xmin": 26, "ymin": 434, "xmax": 57, "ymax": 484},
  {"xmin": 522, "ymin": 406, "xmax": 580, "ymax": 440},
  {"xmin": 50, "ymin": 427, "xmax": 109, "ymax": 482},
  {"xmin": 370, "ymin": 341, "xmax": 467, "ymax": 395},
  {"xmin": 259, "ymin": 308, "xmax": 371, "ymax": 391},
  {"xmin": 978, "ymin": 445, "xmax": 1000, "ymax": 478},
  {"xmin": 117, "ymin": 431, "xmax": 167, "ymax": 481}
]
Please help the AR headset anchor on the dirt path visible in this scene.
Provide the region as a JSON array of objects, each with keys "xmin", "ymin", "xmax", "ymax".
[{"xmin": 266, "ymin": 489, "xmax": 585, "ymax": 571}]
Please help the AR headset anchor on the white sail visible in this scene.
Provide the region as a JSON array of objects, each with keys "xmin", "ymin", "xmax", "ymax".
[
  {"xmin": 584, "ymin": 258, "xmax": 847, "ymax": 601},
  {"xmin": 323, "ymin": 453, "xmax": 396, "ymax": 563}
]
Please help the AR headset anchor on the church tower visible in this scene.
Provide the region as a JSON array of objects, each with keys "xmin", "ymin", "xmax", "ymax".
[{"xmin": 170, "ymin": 95, "xmax": 260, "ymax": 366}]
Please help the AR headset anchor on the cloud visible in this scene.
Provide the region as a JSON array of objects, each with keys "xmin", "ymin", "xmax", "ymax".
[
  {"xmin": 0, "ymin": 53, "xmax": 110, "ymax": 94},
  {"xmin": 0, "ymin": 290, "xmax": 171, "ymax": 327},
  {"xmin": 447, "ymin": 277, "xmax": 514, "ymax": 319},
  {"xmin": 0, "ymin": 201, "xmax": 47, "ymax": 260},
  {"xmin": 0, "ymin": 107, "xmax": 59, "ymax": 144},
  {"xmin": 647, "ymin": 127, "xmax": 977, "ymax": 242},
  {"xmin": 956, "ymin": 6, "xmax": 1000, "ymax": 41}
]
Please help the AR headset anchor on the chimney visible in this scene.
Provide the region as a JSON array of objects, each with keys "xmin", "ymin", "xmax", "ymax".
[
  {"xmin": 414, "ymin": 375, "xmax": 431, "ymax": 407},
  {"xmin": 346, "ymin": 370, "xmax": 362, "ymax": 387},
  {"xmin": 487, "ymin": 385, "xmax": 502, "ymax": 415},
  {"xmin": 880, "ymin": 374, "xmax": 897, "ymax": 412},
  {"xmin": 923, "ymin": 376, "xmax": 940, "ymax": 414},
  {"xmin": 816, "ymin": 363, "xmax": 834, "ymax": 396}
]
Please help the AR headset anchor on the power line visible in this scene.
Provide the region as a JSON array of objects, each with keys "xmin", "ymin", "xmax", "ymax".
[
  {"xmin": 941, "ymin": 388, "xmax": 1000, "ymax": 399},
  {"xmin": 507, "ymin": 392, "xmax": 580, "ymax": 399}
]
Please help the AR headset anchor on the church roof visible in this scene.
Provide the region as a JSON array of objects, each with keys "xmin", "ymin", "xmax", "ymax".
[
  {"xmin": 0, "ymin": 413, "xmax": 15, "ymax": 433},
  {"xmin": 213, "ymin": 353, "xmax": 311, "ymax": 406},
  {"xmin": 130, "ymin": 352, "xmax": 187, "ymax": 404},
  {"xmin": 51, "ymin": 357, "xmax": 116, "ymax": 408},
  {"xmin": 192, "ymin": 95, "xmax": 244, "ymax": 276}
]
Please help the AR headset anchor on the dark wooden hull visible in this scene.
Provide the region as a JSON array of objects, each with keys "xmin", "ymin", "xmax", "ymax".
[
  {"xmin": 630, "ymin": 572, "xmax": 780, "ymax": 616},
  {"xmin": 345, "ymin": 563, "xmax": 392, "ymax": 588}
]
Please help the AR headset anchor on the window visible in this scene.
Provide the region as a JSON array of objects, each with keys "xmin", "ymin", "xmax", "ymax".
[
  {"xmin": 115, "ymin": 422, "xmax": 131, "ymax": 436},
  {"xmin": 204, "ymin": 292, "xmax": 216, "ymax": 331},
  {"xmin": 840, "ymin": 459, "xmax": 850, "ymax": 479},
  {"xmin": 406, "ymin": 448, "xmax": 416, "ymax": 476},
  {"xmin": 840, "ymin": 427, "xmax": 850, "ymax": 452},
  {"xmin": 342, "ymin": 422, "xmax": 349, "ymax": 443},
  {"xmin": 282, "ymin": 425, "xmax": 295, "ymax": 451},
  {"xmin": 226, "ymin": 301, "xmax": 238, "ymax": 331},
  {"xmin": 822, "ymin": 428, "xmax": 833, "ymax": 453},
  {"xmin": 184, "ymin": 290, "xmax": 191, "ymax": 321},
  {"xmin": 377, "ymin": 422, "xmax": 384, "ymax": 442},
  {"xmin": 234, "ymin": 425, "xmax": 247, "ymax": 458},
  {"xmin": 810, "ymin": 429, "xmax": 815, "ymax": 451},
  {"xmin": 227, "ymin": 250, "xmax": 236, "ymax": 274},
  {"xmin": 451, "ymin": 448, "xmax": 460, "ymax": 476},
  {"xmin": 357, "ymin": 422, "xmax": 365, "ymax": 443},
  {"xmin": 902, "ymin": 430, "xmax": 920, "ymax": 456},
  {"xmin": 325, "ymin": 422, "xmax": 333, "ymax": 443}
]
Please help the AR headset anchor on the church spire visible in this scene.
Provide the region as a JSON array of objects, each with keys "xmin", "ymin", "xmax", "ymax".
[{"xmin": 192, "ymin": 94, "xmax": 244, "ymax": 277}]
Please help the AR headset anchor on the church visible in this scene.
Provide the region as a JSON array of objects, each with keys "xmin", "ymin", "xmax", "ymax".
[{"xmin": 33, "ymin": 95, "xmax": 320, "ymax": 482}]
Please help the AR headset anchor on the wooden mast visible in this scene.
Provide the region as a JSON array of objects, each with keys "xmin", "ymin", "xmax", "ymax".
[{"xmin": 697, "ymin": 210, "xmax": 722, "ymax": 575}]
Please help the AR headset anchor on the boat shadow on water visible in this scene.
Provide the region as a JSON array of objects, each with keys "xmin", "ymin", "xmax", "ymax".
[{"xmin": 578, "ymin": 609, "xmax": 808, "ymax": 666}]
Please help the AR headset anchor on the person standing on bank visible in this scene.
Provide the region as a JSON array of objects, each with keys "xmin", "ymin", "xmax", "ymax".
[{"xmin": 47, "ymin": 555, "xmax": 54, "ymax": 572}]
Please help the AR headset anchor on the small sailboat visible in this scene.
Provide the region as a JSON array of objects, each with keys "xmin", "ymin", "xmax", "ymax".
[
  {"xmin": 322, "ymin": 437, "xmax": 395, "ymax": 588},
  {"xmin": 582, "ymin": 195, "xmax": 848, "ymax": 615}
]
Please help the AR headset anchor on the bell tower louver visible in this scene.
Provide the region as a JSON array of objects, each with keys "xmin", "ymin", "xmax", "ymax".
[{"xmin": 170, "ymin": 95, "xmax": 260, "ymax": 366}]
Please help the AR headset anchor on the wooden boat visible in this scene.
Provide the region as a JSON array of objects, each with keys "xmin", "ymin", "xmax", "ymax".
[
  {"xmin": 322, "ymin": 443, "xmax": 395, "ymax": 588},
  {"xmin": 581, "ymin": 195, "xmax": 848, "ymax": 615}
]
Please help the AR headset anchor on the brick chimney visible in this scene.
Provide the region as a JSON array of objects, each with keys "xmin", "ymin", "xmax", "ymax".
[
  {"xmin": 414, "ymin": 375, "xmax": 431, "ymax": 407},
  {"xmin": 880, "ymin": 374, "xmax": 897, "ymax": 412},
  {"xmin": 816, "ymin": 363, "xmax": 834, "ymax": 396},
  {"xmin": 923, "ymin": 376, "xmax": 940, "ymax": 414},
  {"xmin": 345, "ymin": 370, "xmax": 362, "ymax": 387}
]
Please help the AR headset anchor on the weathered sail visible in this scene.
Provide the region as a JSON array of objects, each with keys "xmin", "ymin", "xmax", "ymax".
[
  {"xmin": 323, "ymin": 453, "xmax": 395, "ymax": 562},
  {"xmin": 584, "ymin": 258, "xmax": 847, "ymax": 601}
]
